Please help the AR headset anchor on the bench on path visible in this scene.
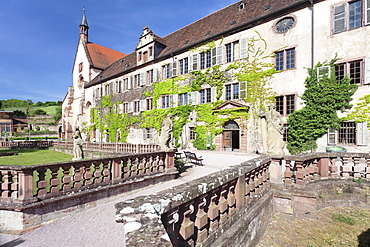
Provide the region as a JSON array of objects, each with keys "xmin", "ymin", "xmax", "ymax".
[{"xmin": 183, "ymin": 151, "xmax": 203, "ymax": 166}]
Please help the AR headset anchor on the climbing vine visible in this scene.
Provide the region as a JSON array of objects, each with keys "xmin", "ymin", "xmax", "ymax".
[
  {"xmin": 343, "ymin": 94, "xmax": 370, "ymax": 124},
  {"xmin": 287, "ymin": 58, "xmax": 357, "ymax": 154},
  {"xmin": 90, "ymin": 34, "xmax": 279, "ymax": 150}
]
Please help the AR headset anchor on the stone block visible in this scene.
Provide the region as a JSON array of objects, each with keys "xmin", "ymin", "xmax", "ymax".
[
  {"xmin": 197, "ymin": 228, "xmax": 208, "ymax": 243},
  {"xmin": 274, "ymin": 197, "xmax": 293, "ymax": 215},
  {"xmin": 179, "ymin": 220, "xmax": 194, "ymax": 240}
]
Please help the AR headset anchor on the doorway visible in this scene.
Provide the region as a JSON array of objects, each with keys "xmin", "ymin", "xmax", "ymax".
[{"xmin": 222, "ymin": 120, "xmax": 240, "ymax": 151}]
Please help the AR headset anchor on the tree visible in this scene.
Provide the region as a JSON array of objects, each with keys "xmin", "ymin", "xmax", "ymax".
[{"xmin": 287, "ymin": 58, "xmax": 357, "ymax": 154}]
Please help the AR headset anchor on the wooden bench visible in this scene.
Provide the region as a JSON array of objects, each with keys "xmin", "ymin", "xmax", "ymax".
[{"xmin": 183, "ymin": 151, "xmax": 203, "ymax": 166}]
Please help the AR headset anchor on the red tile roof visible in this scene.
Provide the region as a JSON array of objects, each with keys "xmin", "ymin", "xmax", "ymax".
[
  {"xmin": 86, "ymin": 0, "xmax": 311, "ymax": 88},
  {"xmin": 86, "ymin": 43, "xmax": 126, "ymax": 70}
]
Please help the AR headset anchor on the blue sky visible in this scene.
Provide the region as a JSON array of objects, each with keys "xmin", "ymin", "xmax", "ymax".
[{"xmin": 0, "ymin": 0, "xmax": 236, "ymax": 103}]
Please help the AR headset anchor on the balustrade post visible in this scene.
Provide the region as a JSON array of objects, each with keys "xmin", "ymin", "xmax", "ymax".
[
  {"xmin": 353, "ymin": 157, "xmax": 361, "ymax": 178},
  {"xmin": 179, "ymin": 203, "xmax": 195, "ymax": 245},
  {"xmin": 194, "ymin": 196, "xmax": 208, "ymax": 243},
  {"xmin": 50, "ymin": 166, "xmax": 61, "ymax": 193},
  {"xmin": 284, "ymin": 160, "xmax": 292, "ymax": 184},
  {"xmin": 341, "ymin": 157, "xmax": 352, "ymax": 177},
  {"xmin": 111, "ymin": 158, "xmax": 122, "ymax": 183},
  {"xmin": 329, "ymin": 158, "xmax": 338, "ymax": 178},
  {"xmin": 366, "ymin": 157, "xmax": 370, "ymax": 179},
  {"xmin": 165, "ymin": 151, "xmax": 175, "ymax": 171},
  {"xmin": 17, "ymin": 168, "xmax": 36, "ymax": 203},
  {"xmin": 207, "ymin": 193, "xmax": 220, "ymax": 233},
  {"xmin": 270, "ymin": 158, "xmax": 283, "ymax": 182},
  {"xmin": 235, "ymin": 173, "xmax": 245, "ymax": 210},
  {"xmin": 317, "ymin": 158, "xmax": 329, "ymax": 177},
  {"xmin": 61, "ymin": 165, "xmax": 72, "ymax": 191},
  {"xmin": 295, "ymin": 161, "xmax": 305, "ymax": 185}
]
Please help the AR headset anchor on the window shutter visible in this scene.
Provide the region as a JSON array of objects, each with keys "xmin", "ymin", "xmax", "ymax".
[
  {"xmin": 140, "ymin": 99, "xmax": 146, "ymax": 112},
  {"xmin": 239, "ymin": 81, "xmax": 247, "ymax": 99},
  {"xmin": 317, "ymin": 66, "xmax": 330, "ymax": 80},
  {"xmin": 128, "ymin": 76, "xmax": 132, "ymax": 89},
  {"xmin": 366, "ymin": 0, "xmax": 370, "ymax": 25},
  {"xmin": 327, "ymin": 128, "xmax": 336, "ymax": 145},
  {"xmin": 333, "ymin": 4, "xmax": 346, "ymax": 34},
  {"xmin": 211, "ymin": 87, "xmax": 217, "ymax": 102},
  {"xmin": 240, "ymin": 38, "xmax": 248, "ymax": 59},
  {"xmin": 365, "ymin": 57, "xmax": 370, "ymax": 85},
  {"xmin": 172, "ymin": 94, "xmax": 178, "ymax": 107},
  {"xmin": 216, "ymin": 46, "xmax": 223, "ymax": 65},
  {"xmin": 190, "ymin": 91, "xmax": 198, "ymax": 105},
  {"xmin": 211, "ymin": 47, "xmax": 217, "ymax": 66},
  {"xmin": 140, "ymin": 72, "xmax": 145, "ymax": 86},
  {"xmin": 191, "ymin": 54, "xmax": 198, "ymax": 71},
  {"xmin": 128, "ymin": 102, "xmax": 133, "ymax": 113},
  {"xmin": 153, "ymin": 69, "xmax": 158, "ymax": 82},
  {"xmin": 142, "ymin": 129, "xmax": 146, "ymax": 140},
  {"xmin": 172, "ymin": 60, "xmax": 177, "ymax": 77},
  {"xmin": 357, "ymin": 122, "xmax": 368, "ymax": 146}
]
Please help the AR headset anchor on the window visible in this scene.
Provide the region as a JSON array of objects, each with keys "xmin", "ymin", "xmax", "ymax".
[
  {"xmin": 283, "ymin": 124, "xmax": 289, "ymax": 142},
  {"xmin": 333, "ymin": 0, "xmax": 366, "ymax": 34},
  {"xmin": 143, "ymin": 51, "xmax": 148, "ymax": 63},
  {"xmin": 225, "ymin": 41, "xmax": 240, "ymax": 63},
  {"xmin": 275, "ymin": 48, "xmax": 295, "ymax": 71},
  {"xmin": 146, "ymin": 98, "xmax": 153, "ymax": 111},
  {"xmin": 200, "ymin": 51, "xmax": 211, "ymax": 70},
  {"xmin": 162, "ymin": 95, "xmax": 170, "ymax": 109},
  {"xmin": 338, "ymin": 122, "xmax": 356, "ymax": 145},
  {"xmin": 147, "ymin": 70, "xmax": 154, "ymax": 84},
  {"xmin": 138, "ymin": 52, "xmax": 142, "ymax": 61},
  {"xmin": 162, "ymin": 64, "xmax": 171, "ymax": 79},
  {"xmin": 144, "ymin": 128, "xmax": 153, "ymax": 139},
  {"xmin": 122, "ymin": 103, "xmax": 129, "ymax": 113},
  {"xmin": 179, "ymin": 58, "xmax": 189, "ymax": 75},
  {"xmin": 189, "ymin": 127, "xmax": 196, "ymax": 140},
  {"xmin": 179, "ymin": 93, "xmax": 189, "ymax": 106},
  {"xmin": 78, "ymin": 62, "xmax": 83, "ymax": 72},
  {"xmin": 329, "ymin": 121, "xmax": 368, "ymax": 145},
  {"xmin": 134, "ymin": 101, "xmax": 140, "ymax": 112},
  {"xmin": 134, "ymin": 74, "xmax": 141, "ymax": 87},
  {"xmin": 275, "ymin": 94, "xmax": 296, "ymax": 116},
  {"xmin": 0, "ymin": 123, "xmax": 11, "ymax": 132},
  {"xmin": 225, "ymin": 83, "xmax": 240, "ymax": 100},
  {"xmin": 149, "ymin": 47, "xmax": 153, "ymax": 56},
  {"xmin": 335, "ymin": 60, "xmax": 364, "ymax": 85},
  {"xmin": 200, "ymin": 88, "xmax": 212, "ymax": 104}
]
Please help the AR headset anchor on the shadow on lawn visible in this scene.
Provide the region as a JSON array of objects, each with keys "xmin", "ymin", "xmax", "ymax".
[
  {"xmin": 0, "ymin": 149, "xmax": 43, "ymax": 154},
  {"xmin": 358, "ymin": 228, "xmax": 370, "ymax": 247}
]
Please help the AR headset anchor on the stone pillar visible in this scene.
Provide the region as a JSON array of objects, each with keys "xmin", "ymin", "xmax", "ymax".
[
  {"xmin": 165, "ymin": 151, "xmax": 175, "ymax": 170},
  {"xmin": 270, "ymin": 158, "xmax": 282, "ymax": 183}
]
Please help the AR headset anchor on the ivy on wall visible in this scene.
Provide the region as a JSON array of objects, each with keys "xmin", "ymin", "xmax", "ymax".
[
  {"xmin": 343, "ymin": 94, "xmax": 370, "ymax": 124},
  {"xmin": 89, "ymin": 33, "xmax": 278, "ymax": 150},
  {"xmin": 287, "ymin": 58, "xmax": 357, "ymax": 154}
]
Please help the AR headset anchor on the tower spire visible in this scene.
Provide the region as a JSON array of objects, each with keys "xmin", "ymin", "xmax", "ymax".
[{"xmin": 79, "ymin": 5, "xmax": 89, "ymax": 43}]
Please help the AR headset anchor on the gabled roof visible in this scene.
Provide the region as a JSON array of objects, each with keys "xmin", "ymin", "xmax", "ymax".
[
  {"xmin": 86, "ymin": 43, "xmax": 126, "ymax": 70},
  {"xmin": 213, "ymin": 101, "xmax": 248, "ymax": 111},
  {"xmin": 86, "ymin": 0, "xmax": 310, "ymax": 88}
]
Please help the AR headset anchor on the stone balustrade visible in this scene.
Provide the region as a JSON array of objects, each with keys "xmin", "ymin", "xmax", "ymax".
[
  {"xmin": 0, "ymin": 141, "xmax": 160, "ymax": 153},
  {"xmin": 0, "ymin": 151, "xmax": 173, "ymax": 205},
  {"xmin": 277, "ymin": 152, "xmax": 370, "ymax": 186},
  {"xmin": 115, "ymin": 156, "xmax": 273, "ymax": 247},
  {"xmin": 0, "ymin": 151, "xmax": 176, "ymax": 233}
]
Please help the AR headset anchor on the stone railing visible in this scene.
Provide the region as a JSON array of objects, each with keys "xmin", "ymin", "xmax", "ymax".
[
  {"xmin": 0, "ymin": 151, "xmax": 176, "ymax": 233},
  {"xmin": 273, "ymin": 152, "xmax": 370, "ymax": 185},
  {"xmin": 0, "ymin": 141, "xmax": 54, "ymax": 149},
  {"xmin": 52, "ymin": 141, "xmax": 160, "ymax": 153},
  {"xmin": 115, "ymin": 156, "xmax": 273, "ymax": 247}
]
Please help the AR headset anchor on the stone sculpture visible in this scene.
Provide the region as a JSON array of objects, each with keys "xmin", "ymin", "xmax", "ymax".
[
  {"xmin": 160, "ymin": 114, "xmax": 175, "ymax": 151},
  {"xmin": 72, "ymin": 126, "xmax": 84, "ymax": 161},
  {"xmin": 259, "ymin": 104, "xmax": 285, "ymax": 155}
]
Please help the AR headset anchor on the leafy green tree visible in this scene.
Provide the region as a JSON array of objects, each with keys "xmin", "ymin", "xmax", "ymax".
[
  {"xmin": 32, "ymin": 109, "xmax": 47, "ymax": 115},
  {"xmin": 287, "ymin": 58, "xmax": 357, "ymax": 154}
]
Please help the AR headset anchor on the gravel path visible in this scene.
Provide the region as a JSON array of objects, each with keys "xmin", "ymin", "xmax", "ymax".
[{"xmin": 0, "ymin": 151, "xmax": 257, "ymax": 247}]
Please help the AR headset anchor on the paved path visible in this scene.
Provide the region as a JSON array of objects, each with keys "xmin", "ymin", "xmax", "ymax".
[{"xmin": 0, "ymin": 151, "xmax": 258, "ymax": 247}]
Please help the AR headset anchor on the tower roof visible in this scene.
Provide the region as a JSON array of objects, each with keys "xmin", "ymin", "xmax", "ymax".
[{"xmin": 80, "ymin": 8, "xmax": 88, "ymax": 27}]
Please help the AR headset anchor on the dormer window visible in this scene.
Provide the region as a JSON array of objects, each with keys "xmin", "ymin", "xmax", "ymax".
[
  {"xmin": 143, "ymin": 51, "xmax": 148, "ymax": 63},
  {"xmin": 149, "ymin": 47, "xmax": 153, "ymax": 56},
  {"xmin": 138, "ymin": 52, "xmax": 142, "ymax": 61},
  {"xmin": 239, "ymin": 3, "xmax": 245, "ymax": 10}
]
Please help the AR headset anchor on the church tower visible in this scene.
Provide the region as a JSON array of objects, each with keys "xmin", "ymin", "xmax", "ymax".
[{"xmin": 79, "ymin": 7, "xmax": 89, "ymax": 44}]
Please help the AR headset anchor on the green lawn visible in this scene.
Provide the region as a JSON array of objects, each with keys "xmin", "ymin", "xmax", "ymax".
[
  {"xmin": 0, "ymin": 149, "xmax": 73, "ymax": 166},
  {"xmin": 3, "ymin": 105, "xmax": 59, "ymax": 115}
]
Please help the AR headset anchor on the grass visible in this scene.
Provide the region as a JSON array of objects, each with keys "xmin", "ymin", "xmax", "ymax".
[
  {"xmin": 0, "ymin": 149, "xmax": 73, "ymax": 166},
  {"xmin": 3, "ymin": 106, "xmax": 59, "ymax": 115},
  {"xmin": 257, "ymin": 207, "xmax": 370, "ymax": 247}
]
